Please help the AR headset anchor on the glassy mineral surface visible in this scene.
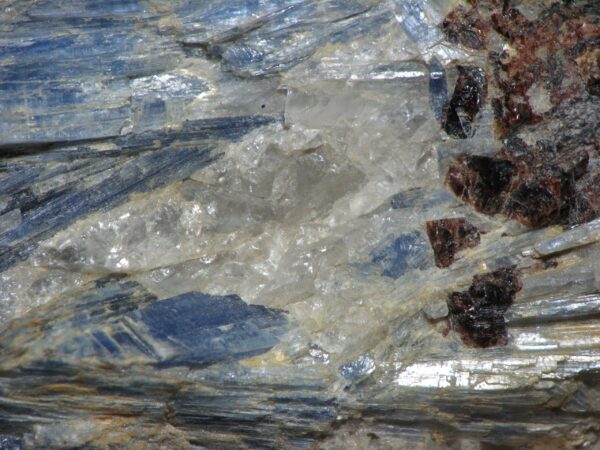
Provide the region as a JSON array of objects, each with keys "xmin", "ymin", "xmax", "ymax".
[{"xmin": 0, "ymin": 1, "xmax": 599, "ymax": 449}]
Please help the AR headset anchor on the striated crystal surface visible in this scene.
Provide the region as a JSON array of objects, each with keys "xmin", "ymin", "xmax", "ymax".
[{"xmin": 0, "ymin": 1, "xmax": 599, "ymax": 448}]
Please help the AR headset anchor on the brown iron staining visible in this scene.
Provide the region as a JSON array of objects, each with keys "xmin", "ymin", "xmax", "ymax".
[
  {"xmin": 426, "ymin": 218, "xmax": 480, "ymax": 268},
  {"xmin": 488, "ymin": 3, "xmax": 598, "ymax": 136},
  {"xmin": 443, "ymin": 66, "xmax": 488, "ymax": 139},
  {"xmin": 440, "ymin": 6, "xmax": 489, "ymax": 50},
  {"xmin": 440, "ymin": 1, "xmax": 599, "ymax": 137},
  {"xmin": 577, "ymin": 46, "xmax": 600, "ymax": 97},
  {"xmin": 448, "ymin": 267, "xmax": 522, "ymax": 348},
  {"xmin": 446, "ymin": 138, "xmax": 597, "ymax": 227},
  {"xmin": 441, "ymin": 1, "xmax": 600, "ymax": 227}
]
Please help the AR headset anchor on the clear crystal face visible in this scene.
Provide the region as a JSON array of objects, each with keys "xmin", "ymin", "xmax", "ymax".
[{"xmin": 0, "ymin": 0, "xmax": 599, "ymax": 448}]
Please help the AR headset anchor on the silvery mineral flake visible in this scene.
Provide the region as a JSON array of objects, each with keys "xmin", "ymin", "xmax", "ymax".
[{"xmin": 0, "ymin": 1, "xmax": 599, "ymax": 449}]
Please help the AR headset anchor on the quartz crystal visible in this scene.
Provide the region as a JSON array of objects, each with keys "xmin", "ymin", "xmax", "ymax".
[{"xmin": 0, "ymin": 1, "xmax": 599, "ymax": 448}]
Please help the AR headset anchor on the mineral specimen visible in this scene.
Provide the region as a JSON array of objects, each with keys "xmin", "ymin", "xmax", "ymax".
[
  {"xmin": 448, "ymin": 267, "xmax": 522, "ymax": 348},
  {"xmin": 446, "ymin": 138, "xmax": 596, "ymax": 226},
  {"xmin": 442, "ymin": 66, "xmax": 488, "ymax": 138},
  {"xmin": 440, "ymin": 5, "xmax": 489, "ymax": 50},
  {"xmin": 426, "ymin": 217, "xmax": 480, "ymax": 267},
  {"xmin": 0, "ymin": 1, "xmax": 599, "ymax": 449}
]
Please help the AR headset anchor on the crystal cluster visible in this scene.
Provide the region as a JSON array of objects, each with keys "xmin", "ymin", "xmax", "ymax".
[{"xmin": 0, "ymin": 1, "xmax": 599, "ymax": 449}]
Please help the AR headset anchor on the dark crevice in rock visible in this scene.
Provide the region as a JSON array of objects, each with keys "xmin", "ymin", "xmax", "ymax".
[
  {"xmin": 425, "ymin": 218, "xmax": 480, "ymax": 268},
  {"xmin": 447, "ymin": 267, "xmax": 522, "ymax": 348}
]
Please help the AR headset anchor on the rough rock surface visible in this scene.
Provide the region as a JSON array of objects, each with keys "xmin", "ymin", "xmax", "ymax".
[{"xmin": 0, "ymin": 1, "xmax": 599, "ymax": 449}]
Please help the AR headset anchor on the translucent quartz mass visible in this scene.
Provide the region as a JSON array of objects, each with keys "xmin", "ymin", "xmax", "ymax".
[{"xmin": 0, "ymin": 1, "xmax": 599, "ymax": 449}]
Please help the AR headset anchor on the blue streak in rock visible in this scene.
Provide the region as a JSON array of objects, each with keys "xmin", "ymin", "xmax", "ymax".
[
  {"xmin": 4, "ymin": 278, "xmax": 288, "ymax": 369},
  {"xmin": 136, "ymin": 292, "xmax": 288, "ymax": 367},
  {"xmin": 0, "ymin": 435, "xmax": 23, "ymax": 450},
  {"xmin": 0, "ymin": 16, "xmax": 179, "ymax": 146},
  {"xmin": 0, "ymin": 36, "xmax": 78, "ymax": 60},
  {"xmin": 29, "ymin": 0, "xmax": 147, "ymax": 19},
  {"xmin": 429, "ymin": 57, "xmax": 448, "ymax": 123},
  {"xmin": 172, "ymin": 384, "xmax": 335, "ymax": 447},
  {"xmin": 390, "ymin": 188, "xmax": 455, "ymax": 210},
  {"xmin": 178, "ymin": 0, "xmax": 307, "ymax": 45},
  {"xmin": 213, "ymin": 1, "xmax": 386, "ymax": 76},
  {"xmin": 395, "ymin": 0, "xmax": 441, "ymax": 43},
  {"xmin": 340, "ymin": 355, "xmax": 374, "ymax": 381},
  {"xmin": 370, "ymin": 231, "xmax": 428, "ymax": 278},
  {"xmin": 91, "ymin": 331, "xmax": 122, "ymax": 357},
  {"xmin": 0, "ymin": 147, "xmax": 211, "ymax": 272},
  {"xmin": 0, "ymin": 115, "xmax": 277, "ymax": 273}
]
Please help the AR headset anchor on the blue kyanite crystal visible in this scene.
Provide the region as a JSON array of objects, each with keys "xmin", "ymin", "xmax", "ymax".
[
  {"xmin": 9, "ymin": 278, "xmax": 288, "ymax": 368},
  {"xmin": 370, "ymin": 231, "xmax": 428, "ymax": 278},
  {"xmin": 136, "ymin": 292, "xmax": 288, "ymax": 367}
]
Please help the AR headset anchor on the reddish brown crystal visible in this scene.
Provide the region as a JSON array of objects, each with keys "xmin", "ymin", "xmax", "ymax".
[
  {"xmin": 443, "ymin": 66, "xmax": 488, "ymax": 139},
  {"xmin": 426, "ymin": 218, "xmax": 480, "ymax": 268},
  {"xmin": 440, "ymin": 1, "xmax": 599, "ymax": 135},
  {"xmin": 489, "ymin": 3, "xmax": 598, "ymax": 136},
  {"xmin": 440, "ymin": 1, "xmax": 600, "ymax": 227},
  {"xmin": 445, "ymin": 154, "xmax": 514, "ymax": 215},
  {"xmin": 448, "ymin": 267, "xmax": 522, "ymax": 348},
  {"xmin": 445, "ymin": 138, "xmax": 596, "ymax": 227}
]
